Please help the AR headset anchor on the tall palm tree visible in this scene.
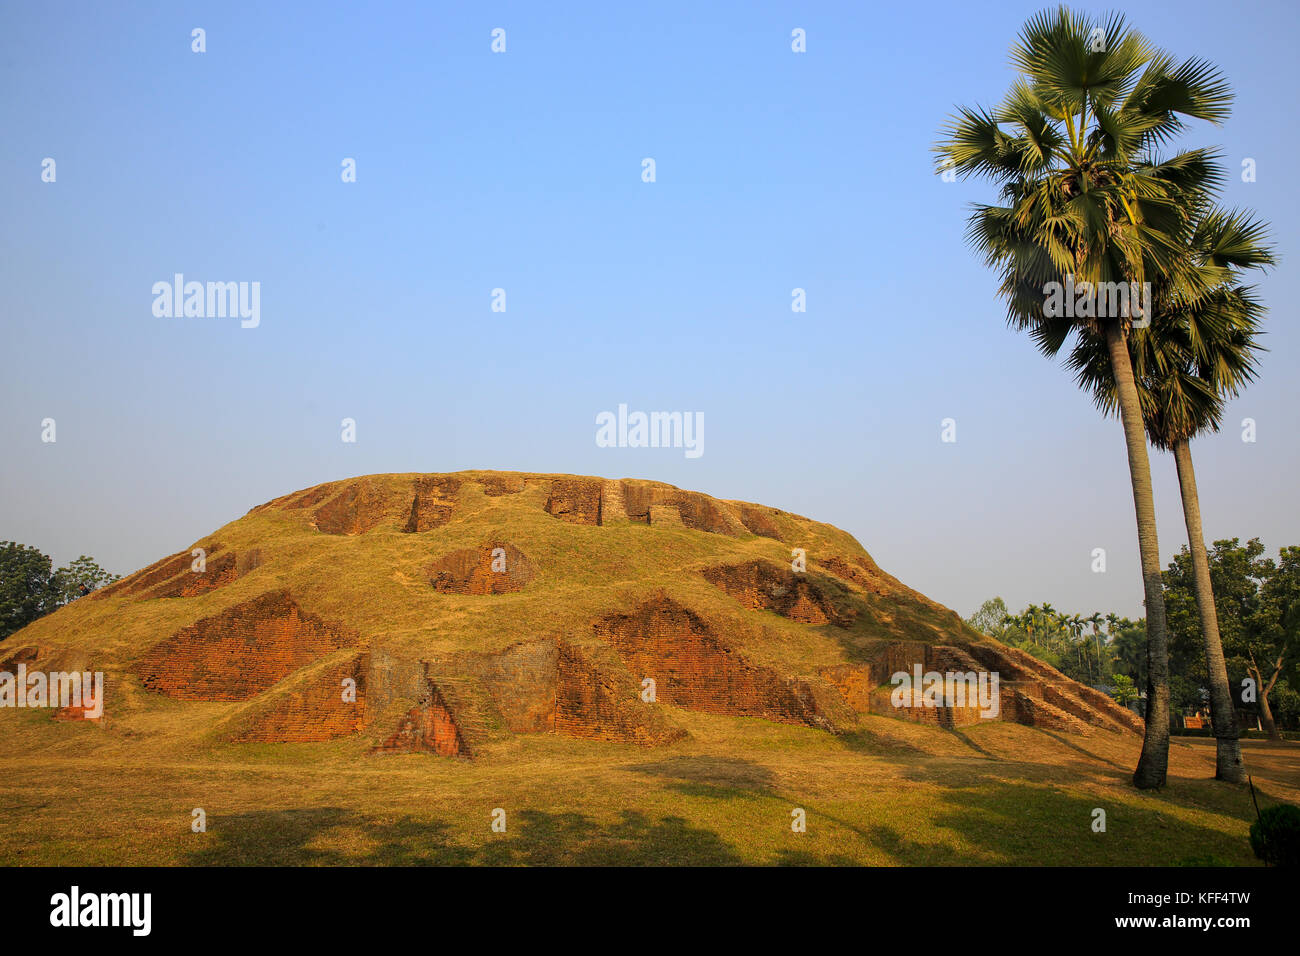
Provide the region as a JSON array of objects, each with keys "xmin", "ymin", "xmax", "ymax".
[
  {"xmin": 936, "ymin": 7, "xmax": 1232, "ymax": 788},
  {"xmin": 1024, "ymin": 603, "xmax": 1042, "ymax": 646},
  {"xmin": 1069, "ymin": 207, "xmax": 1273, "ymax": 782},
  {"xmin": 1071, "ymin": 613, "xmax": 1092, "ymax": 681},
  {"xmin": 1087, "ymin": 612, "xmax": 1105, "ymax": 679}
]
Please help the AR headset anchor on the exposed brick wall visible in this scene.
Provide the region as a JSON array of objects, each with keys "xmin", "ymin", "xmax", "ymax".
[
  {"xmin": 965, "ymin": 642, "xmax": 1143, "ymax": 734},
  {"xmin": 592, "ymin": 595, "xmax": 833, "ymax": 730},
  {"xmin": 820, "ymin": 664, "xmax": 878, "ymax": 713},
  {"xmin": 134, "ymin": 590, "xmax": 356, "ymax": 701},
  {"xmin": 361, "ymin": 649, "xmax": 428, "ymax": 721},
  {"xmin": 0, "ymin": 645, "xmax": 42, "ymax": 670},
  {"xmin": 544, "ymin": 478, "xmax": 603, "ymax": 525},
  {"xmin": 866, "ymin": 683, "xmax": 988, "ymax": 729},
  {"xmin": 314, "ymin": 479, "xmax": 395, "ymax": 535},
  {"xmin": 599, "ymin": 479, "xmax": 629, "ymax": 523},
  {"xmin": 403, "ymin": 476, "xmax": 462, "ymax": 532},
  {"xmin": 248, "ymin": 483, "xmax": 341, "ymax": 516},
  {"xmin": 735, "ymin": 503, "xmax": 784, "ymax": 540},
  {"xmin": 428, "ymin": 543, "xmax": 535, "ymax": 595},
  {"xmin": 884, "ymin": 641, "xmax": 931, "ymax": 677},
  {"xmin": 554, "ymin": 642, "xmax": 687, "ymax": 746},
  {"xmin": 51, "ymin": 669, "xmax": 104, "ymax": 723},
  {"xmin": 837, "ymin": 640, "xmax": 1138, "ymax": 737},
  {"xmin": 926, "ymin": 645, "xmax": 984, "ymax": 673},
  {"xmin": 375, "ymin": 683, "xmax": 466, "ymax": 757},
  {"xmin": 479, "ymin": 474, "xmax": 525, "ymax": 496},
  {"xmin": 92, "ymin": 544, "xmax": 224, "ymax": 600},
  {"xmin": 672, "ymin": 492, "xmax": 744, "ymax": 536},
  {"xmin": 620, "ymin": 482, "xmax": 655, "ymax": 524},
  {"xmin": 817, "ymin": 554, "xmax": 968, "ymax": 638},
  {"xmin": 618, "ymin": 482, "xmax": 744, "ymax": 535},
  {"xmin": 140, "ymin": 551, "xmax": 241, "ymax": 599},
  {"xmin": 456, "ymin": 640, "xmax": 558, "ymax": 733},
  {"xmin": 818, "ymin": 552, "xmax": 881, "ymax": 583},
  {"xmin": 1003, "ymin": 688, "xmax": 1090, "ymax": 733},
  {"xmin": 233, "ymin": 656, "xmax": 367, "ymax": 742},
  {"xmin": 701, "ymin": 560, "xmax": 850, "ymax": 626},
  {"xmin": 285, "ymin": 483, "xmax": 343, "ymax": 511}
]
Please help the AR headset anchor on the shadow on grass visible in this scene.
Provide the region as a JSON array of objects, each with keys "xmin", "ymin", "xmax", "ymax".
[
  {"xmin": 622, "ymin": 755, "xmax": 778, "ymax": 798},
  {"xmin": 183, "ymin": 806, "xmax": 745, "ymax": 866},
  {"xmin": 873, "ymin": 780, "xmax": 1258, "ymax": 866}
]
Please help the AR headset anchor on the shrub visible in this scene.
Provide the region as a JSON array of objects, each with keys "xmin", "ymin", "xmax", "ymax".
[{"xmin": 1249, "ymin": 804, "xmax": 1300, "ymax": 867}]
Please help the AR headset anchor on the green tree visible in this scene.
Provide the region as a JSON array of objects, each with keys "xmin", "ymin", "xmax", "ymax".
[
  {"xmin": 1086, "ymin": 612, "xmax": 1105, "ymax": 679},
  {"xmin": 937, "ymin": 6, "xmax": 1234, "ymax": 788},
  {"xmin": 1250, "ymin": 546, "xmax": 1300, "ymax": 739},
  {"xmin": 52, "ymin": 555, "xmax": 119, "ymax": 605},
  {"xmin": 0, "ymin": 543, "xmax": 119, "ymax": 643},
  {"xmin": 1112, "ymin": 619, "xmax": 1149, "ymax": 690},
  {"xmin": 966, "ymin": 597, "xmax": 1010, "ymax": 638},
  {"xmin": 1110, "ymin": 673, "xmax": 1140, "ymax": 708},
  {"xmin": 0, "ymin": 542, "xmax": 60, "ymax": 641}
]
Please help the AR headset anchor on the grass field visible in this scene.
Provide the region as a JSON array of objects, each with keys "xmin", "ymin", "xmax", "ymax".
[{"xmin": 2, "ymin": 707, "xmax": 1295, "ymax": 866}]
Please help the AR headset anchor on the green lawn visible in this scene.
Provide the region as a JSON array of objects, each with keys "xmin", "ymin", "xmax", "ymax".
[{"xmin": 2, "ymin": 709, "xmax": 1294, "ymax": 866}]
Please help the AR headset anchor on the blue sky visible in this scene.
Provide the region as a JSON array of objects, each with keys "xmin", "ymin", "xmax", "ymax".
[{"xmin": 2, "ymin": 0, "xmax": 1296, "ymax": 620}]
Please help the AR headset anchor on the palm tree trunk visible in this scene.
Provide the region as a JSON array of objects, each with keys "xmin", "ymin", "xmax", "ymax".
[
  {"xmin": 1104, "ymin": 322, "xmax": 1172, "ymax": 789},
  {"xmin": 1171, "ymin": 438, "xmax": 1246, "ymax": 782}
]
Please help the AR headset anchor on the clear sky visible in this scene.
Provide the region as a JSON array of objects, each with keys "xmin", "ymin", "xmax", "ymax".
[{"xmin": 2, "ymin": 0, "xmax": 1296, "ymax": 621}]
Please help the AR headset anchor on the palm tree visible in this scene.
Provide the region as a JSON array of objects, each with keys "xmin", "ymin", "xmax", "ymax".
[
  {"xmin": 1024, "ymin": 603, "xmax": 1042, "ymax": 646},
  {"xmin": 1087, "ymin": 612, "xmax": 1105, "ymax": 679},
  {"xmin": 1068, "ymin": 613, "xmax": 1090, "ymax": 679},
  {"xmin": 1069, "ymin": 207, "xmax": 1273, "ymax": 782},
  {"xmin": 936, "ymin": 7, "xmax": 1232, "ymax": 788}
]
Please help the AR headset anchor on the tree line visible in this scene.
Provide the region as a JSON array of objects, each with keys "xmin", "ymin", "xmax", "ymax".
[{"xmin": 967, "ymin": 536, "xmax": 1300, "ymax": 740}]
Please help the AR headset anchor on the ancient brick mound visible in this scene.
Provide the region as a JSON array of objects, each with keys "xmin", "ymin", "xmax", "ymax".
[
  {"xmin": 428, "ymin": 542, "xmax": 535, "ymax": 595},
  {"xmin": 18, "ymin": 470, "xmax": 1141, "ymax": 758},
  {"xmin": 134, "ymin": 590, "xmax": 357, "ymax": 701},
  {"xmin": 701, "ymin": 560, "xmax": 851, "ymax": 626}
]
